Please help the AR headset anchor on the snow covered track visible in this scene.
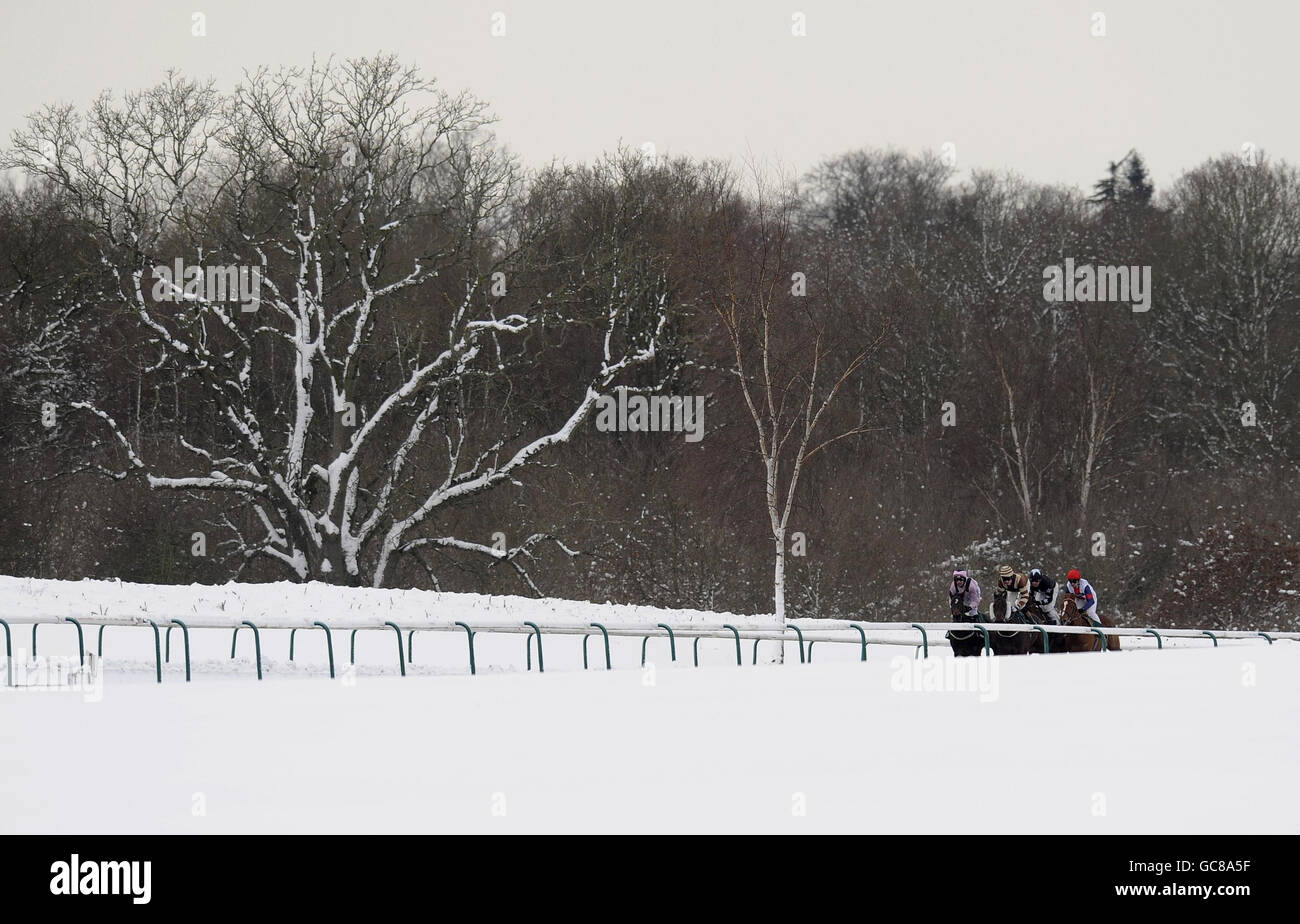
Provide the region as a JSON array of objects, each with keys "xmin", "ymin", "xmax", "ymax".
[{"xmin": 3, "ymin": 645, "xmax": 1298, "ymax": 834}]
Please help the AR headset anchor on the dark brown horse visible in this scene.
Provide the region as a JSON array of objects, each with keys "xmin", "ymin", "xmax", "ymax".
[
  {"xmin": 1058, "ymin": 598, "xmax": 1122, "ymax": 652},
  {"xmin": 989, "ymin": 593, "xmax": 1036, "ymax": 656},
  {"xmin": 947, "ymin": 597, "xmax": 986, "ymax": 657}
]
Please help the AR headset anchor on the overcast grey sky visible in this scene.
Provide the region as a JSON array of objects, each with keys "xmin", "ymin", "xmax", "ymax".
[{"xmin": 2, "ymin": 0, "xmax": 1296, "ymax": 192}]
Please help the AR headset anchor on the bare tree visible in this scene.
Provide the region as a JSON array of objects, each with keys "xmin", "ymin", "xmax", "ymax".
[
  {"xmin": 4, "ymin": 57, "xmax": 673, "ymax": 588},
  {"xmin": 704, "ymin": 169, "xmax": 883, "ymax": 628}
]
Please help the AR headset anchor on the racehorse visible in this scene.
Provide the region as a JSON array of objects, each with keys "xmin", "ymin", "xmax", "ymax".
[
  {"xmin": 1058, "ymin": 597, "xmax": 1122, "ymax": 652},
  {"xmin": 989, "ymin": 593, "xmax": 1036, "ymax": 656},
  {"xmin": 947, "ymin": 597, "xmax": 986, "ymax": 657}
]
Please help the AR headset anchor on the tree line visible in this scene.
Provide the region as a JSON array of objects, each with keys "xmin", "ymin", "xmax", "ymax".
[{"xmin": 2, "ymin": 57, "xmax": 1297, "ymax": 630}]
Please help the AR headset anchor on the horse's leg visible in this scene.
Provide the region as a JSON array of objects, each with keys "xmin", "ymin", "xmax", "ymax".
[{"xmin": 1102, "ymin": 614, "xmax": 1121, "ymax": 650}]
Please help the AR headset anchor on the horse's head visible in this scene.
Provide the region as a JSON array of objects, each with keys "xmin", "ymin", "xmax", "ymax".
[
  {"xmin": 1060, "ymin": 597, "xmax": 1080, "ymax": 625},
  {"xmin": 950, "ymin": 595, "xmax": 973, "ymax": 622}
]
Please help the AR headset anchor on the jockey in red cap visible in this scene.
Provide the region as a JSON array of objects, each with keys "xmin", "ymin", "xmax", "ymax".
[{"xmin": 1063, "ymin": 569, "xmax": 1100, "ymax": 624}]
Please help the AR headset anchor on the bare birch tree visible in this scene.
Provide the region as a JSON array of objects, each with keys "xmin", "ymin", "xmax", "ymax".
[{"xmin": 705, "ymin": 171, "xmax": 883, "ymax": 630}]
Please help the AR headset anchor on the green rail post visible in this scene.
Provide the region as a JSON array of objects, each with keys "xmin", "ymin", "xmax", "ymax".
[
  {"xmin": 807, "ymin": 641, "xmax": 815, "ymax": 663},
  {"xmin": 693, "ymin": 636, "xmax": 701, "ymax": 666},
  {"xmin": 721, "ymin": 624, "xmax": 742, "ymax": 665},
  {"xmin": 407, "ymin": 630, "xmax": 416, "ymax": 664},
  {"xmin": 910, "ymin": 623, "xmax": 929, "ymax": 658},
  {"xmin": 240, "ymin": 621, "xmax": 263, "ymax": 680},
  {"xmin": 230, "ymin": 625, "xmax": 241, "ymax": 659},
  {"xmin": 351, "ymin": 629, "xmax": 360, "ymax": 664},
  {"xmin": 1145, "ymin": 629, "xmax": 1163, "ymax": 649},
  {"xmin": 973, "ymin": 624, "xmax": 991, "ymax": 656},
  {"xmin": 145, "ymin": 619, "xmax": 162, "ymax": 684},
  {"xmin": 289, "ymin": 627, "xmax": 297, "ymax": 661},
  {"xmin": 66, "ymin": 617, "xmax": 85, "ymax": 666},
  {"xmin": 383, "ymin": 622, "xmax": 406, "ymax": 676},
  {"xmin": 1259, "ymin": 632, "xmax": 1274, "ymax": 645},
  {"xmin": 97, "ymin": 624, "xmax": 106, "ymax": 656},
  {"xmin": 753, "ymin": 637, "xmax": 761, "ymax": 665},
  {"xmin": 523, "ymin": 622, "xmax": 543, "ymax": 672},
  {"xmin": 642, "ymin": 627, "xmax": 674, "ymax": 666},
  {"xmin": 454, "ymin": 622, "xmax": 476, "ymax": 675},
  {"xmin": 31, "ymin": 623, "xmax": 38, "ymax": 659},
  {"xmin": 785, "ymin": 623, "xmax": 805, "ymax": 663},
  {"xmin": 1202, "ymin": 630, "xmax": 1218, "ymax": 648},
  {"xmin": 846, "ymin": 623, "xmax": 867, "ymax": 661},
  {"xmin": 1, "ymin": 618, "xmax": 11, "ymax": 686},
  {"xmin": 582, "ymin": 633, "xmax": 591, "ymax": 670},
  {"xmin": 589, "ymin": 623, "xmax": 611, "ymax": 670},
  {"xmin": 1033, "ymin": 625, "xmax": 1049, "ymax": 653},
  {"xmin": 165, "ymin": 624, "xmax": 172, "ymax": 662},
  {"xmin": 656, "ymin": 624, "xmax": 676, "ymax": 662},
  {"xmin": 313, "ymin": 621, "xmax": 335, "ymax": 679},
  {"xmin": 169, "ymin": 619, "xmax": 191, "ymax": 682}
]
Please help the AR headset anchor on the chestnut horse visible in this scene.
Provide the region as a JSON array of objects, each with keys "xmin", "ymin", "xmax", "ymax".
[
  {"xmin": 1058, "ymin": 598, "xmax": 1122, "ymax": 652},
  {"xmin": 947, "ymin": 597, "xmax": 986, "ymax": 657}
]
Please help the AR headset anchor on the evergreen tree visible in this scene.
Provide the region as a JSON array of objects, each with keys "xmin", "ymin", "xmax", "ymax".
[{"xmin": 1120, "ymin": 151, "xmax": 1154, "ymax": 206}]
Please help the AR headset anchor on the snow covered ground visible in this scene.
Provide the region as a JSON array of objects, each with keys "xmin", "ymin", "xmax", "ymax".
[{"xmin": 2, "ymin": 610, "xmax": 1296, "ymax": 833}]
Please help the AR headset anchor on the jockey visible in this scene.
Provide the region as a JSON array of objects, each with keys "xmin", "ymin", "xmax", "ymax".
[
  {"xmin": 993, "ymin": 564, "xmax": 1030, "ymax": 618},
  {"xmin": 949, "ymin": 569, "xmax": 981, "ymax": 617},
  {"xmin": 1063, "ymin": 569, "xmax": 1100, "ymax": 624},
  {"xmin": 1027, "ymin": 568, "xmax": 1059, "ymax": 623}
]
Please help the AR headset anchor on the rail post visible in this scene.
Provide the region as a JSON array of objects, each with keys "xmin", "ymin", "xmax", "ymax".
[
  {"xmin": 589, "ymin": 623, "xmax": 611, "ymax": 670},
  {"xmin": 313, "ymin": 621, "xmax": 335, "ymax": 679},
  {"xmin": 170, "ymin": 619, "xmax": 192, "ymax": 682},
  {"xmin": 66, "ymin": 617, "xmax": 85, "ymax": 666},
  {"xmin": 383, "ymin": 622, "xmax": 405, "ymax": 676},
  {"xmin": 454, "ymin": 622, "xmax": 476, "ymax": 675},
  {"xmin": 240, "ymin": 621, "xmax": 263, "ymax": 680},
  {"xmin": 656, "ymin": 624, "xmax": 677, "ymax": 662},
  {"xmin": 1145, "ymin": 629, "xmax": 1163, "ymax": 649},
  {"xmin": 846, "ymin": 623, "xmax": 868, "ymax": 661},
  {"xmin": 523, "ymin": 622, "xmax": 543, "ymax": 672},
  {"xmin": 1, "ymin": 618, "xmax": 10, "ymax": 686},
  {"xmin": 910, "ymin": 623, "xmax": 929, "ymax": 658},
  {"xmin": 721, "ymin": 624, "xmax": 743, "ymax": 665},
  {"xmin": 145, "ymin": 619, "xmax": 162, "ymax": 684},
  {"xmin": 785, "ymin": 623, "xmax": 805, "ymax": 663}
]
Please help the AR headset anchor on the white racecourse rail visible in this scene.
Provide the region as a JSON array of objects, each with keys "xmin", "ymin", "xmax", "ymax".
[{"xmin": 0, "ymin": 576, "xmax": 1295, "ymax": 683}]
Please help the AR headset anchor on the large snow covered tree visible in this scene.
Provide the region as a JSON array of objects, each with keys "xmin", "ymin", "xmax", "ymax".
[{"xmin": 3, "ymin": 57, "xmax": 675, "ymax": 588}]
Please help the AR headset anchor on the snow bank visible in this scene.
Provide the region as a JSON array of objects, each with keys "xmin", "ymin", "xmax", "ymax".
[{"xmin": 0, "ymin": 575, "xmax": 778, "ymax": 632}]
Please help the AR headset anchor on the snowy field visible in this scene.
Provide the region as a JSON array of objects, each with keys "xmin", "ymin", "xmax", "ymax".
[{"xmin": 2, "ymin": 602, "xmax": 1296, "ymax": 833}]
